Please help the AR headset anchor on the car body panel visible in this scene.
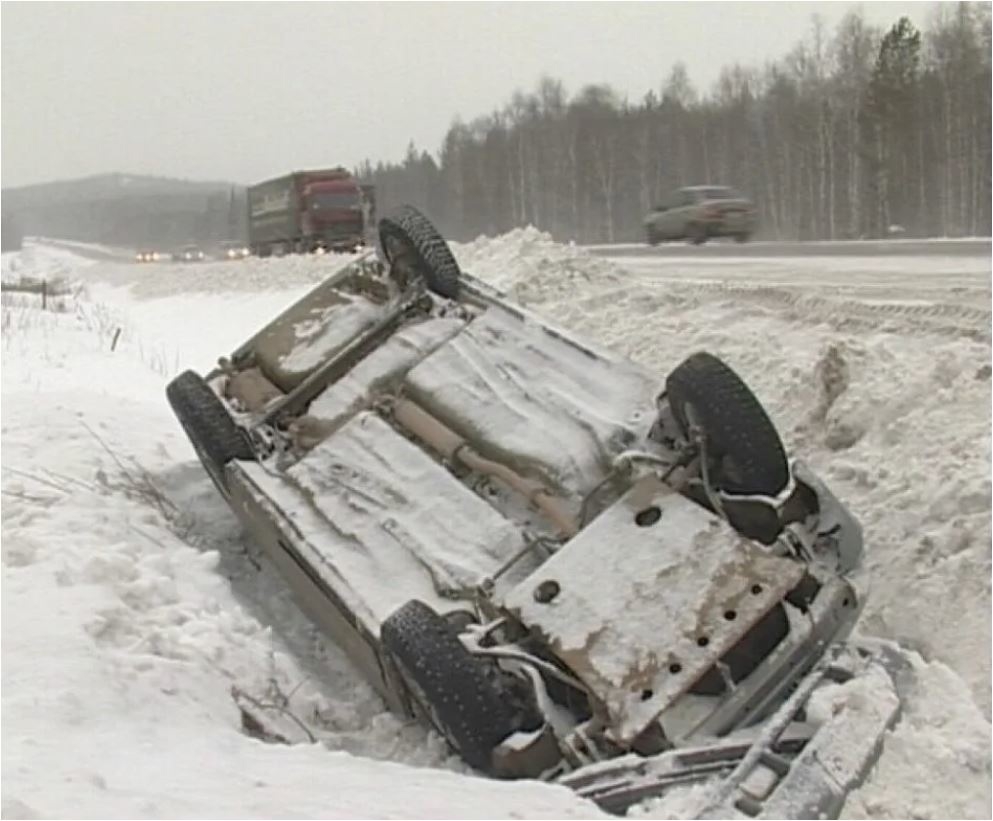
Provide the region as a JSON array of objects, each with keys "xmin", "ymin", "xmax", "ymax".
[
  {"xmin": 234, "ymin": 411, "xmax": 532, "ymax": 630},
  {"xmin": 403, "ymin": 304, "xmax": 657, "ymax": 505},
  {"xmin": 503, "ymin": 476, "xmax": 804, "ymax": 743},
  {"xmin": 302, "ymin": 317, "xmax": 466, "ymax": 438}
]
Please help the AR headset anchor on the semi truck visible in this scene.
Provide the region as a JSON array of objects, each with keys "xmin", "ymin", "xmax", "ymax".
[{"xmin": 247, "ymin": 168, "xmax": 375, "ymax": 256}]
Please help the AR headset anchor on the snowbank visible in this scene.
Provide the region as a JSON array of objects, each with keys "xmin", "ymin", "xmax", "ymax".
[
  {"xmin": 67, "ymin": 250, "xmax": 364, "ymax": 299},
  {"xmin": 2, "ymin": 241, "xmax": 95, "ymax": 287},
  {"xmin": 451, "ymin": 226, "xmax": 624, "ymax": 305}
]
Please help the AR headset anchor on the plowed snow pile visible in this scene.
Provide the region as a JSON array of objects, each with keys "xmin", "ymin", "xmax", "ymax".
[
  {"xmin": 456, "ymin": 226, "xmax": 623, "ymax": 303},
  {"xmin": 3, "ymin": 237, "xmax": 991, "ymax": 818},
  {"xmin": 2, "ymin": 243, "xmax": 95, "ymax": 287}
]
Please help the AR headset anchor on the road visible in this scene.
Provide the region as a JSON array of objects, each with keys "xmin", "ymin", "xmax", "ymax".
[
  {"xmin": 587, "ymin": 238, "xmax": 990, "ymax": 297},
  {"xmin": 586, "ymin": 237, "xmax": 991, "ymax": 258},
  {"xmin": 585, "ymin": 237, "xmax": 991, "ymax": 341}
]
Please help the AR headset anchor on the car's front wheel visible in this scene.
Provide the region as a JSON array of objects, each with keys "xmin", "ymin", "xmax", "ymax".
[{"xmin": 166, "ymin": 370, "xmax": 253, "ymax": 495}]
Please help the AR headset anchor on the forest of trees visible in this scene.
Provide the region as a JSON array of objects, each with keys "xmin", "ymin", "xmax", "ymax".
[{"xmin": 357, "ymin": 3, "xmax": 991, "ymax": 244}]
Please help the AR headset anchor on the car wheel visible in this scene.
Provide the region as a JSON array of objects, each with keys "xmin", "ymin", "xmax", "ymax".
[
  {"xmin": 381, "ymin": 600, "xmax": 523, "ymax": 774},
  {"xmin": 646, "ymin": 228, "xmax": 661, "ymax": 246},
  {"xmin": 664, "ymin": 352, "xmax": 789, "ymax": 543},
  {"xmin": 166, "ymin": 370, "xmax": 253, "ymax": 495},
  {"xmin": 734, "ymin": 232, "xmax": 750, "ymax": 243},
  {"xmin": 688, "ymin": 223, "xmax": 708, "ymax": 245},
  {"xmin": 378, "ymin": 205, "xmax": 461, "ymax": 299}
]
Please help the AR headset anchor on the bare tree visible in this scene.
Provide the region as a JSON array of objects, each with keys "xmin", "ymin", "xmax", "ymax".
[{"xmin": 360, "ymin": 5, "xmax": 990, "ymax": 243}]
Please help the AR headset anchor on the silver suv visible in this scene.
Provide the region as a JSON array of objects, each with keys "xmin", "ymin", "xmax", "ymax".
[{"xmin": 645, "ymin": 186, "xmax": 756, "ymax": 245}]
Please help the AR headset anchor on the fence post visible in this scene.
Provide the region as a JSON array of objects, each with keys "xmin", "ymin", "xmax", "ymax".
[{"xmin": 42, "ymin": 279, "xmax": 47, "ymax": 310}]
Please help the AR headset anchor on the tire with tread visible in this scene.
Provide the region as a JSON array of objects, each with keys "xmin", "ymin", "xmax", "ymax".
[
  {"xmin": 666, "ymin": 351, "xmax": 789, "ymax": 496},
  {"xmin": 166, "ymin": 370, "xmax": 253, "ymax": 490},
  {"xmin": 666, "ymin": 352, "xmax": 788, "ymax": 496},
  {"xmin": 665, "ymin": 353, "xmax": 789, "ymax": 543},
  {"xmin": 381, "ymin": 600, "xmax": 518, "ymax": 773},
  {"xmin": 378, "ymin": 205, "xmax": 461, "ymax": 299}
]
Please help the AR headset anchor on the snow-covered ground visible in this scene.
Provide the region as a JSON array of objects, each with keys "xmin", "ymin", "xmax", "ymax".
[{"xmin": 2, "ymin": 235, "xmax": 990, "ymax": 818}]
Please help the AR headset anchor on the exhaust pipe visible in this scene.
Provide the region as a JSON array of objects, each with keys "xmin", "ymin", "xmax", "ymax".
[{"xmin": 393, "ymin": 399, "xmax": 578, "ymax": 538}]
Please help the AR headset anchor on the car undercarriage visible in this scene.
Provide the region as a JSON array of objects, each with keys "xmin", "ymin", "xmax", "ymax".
[{"xmin": 166, "ymin": 205, "xmax": 907, "ymax": 817}]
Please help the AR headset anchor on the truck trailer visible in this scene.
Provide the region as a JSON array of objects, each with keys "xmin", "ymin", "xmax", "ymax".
[{"xmin": 247, "ymin": 168, "xmax": 374, "ymax": 256}]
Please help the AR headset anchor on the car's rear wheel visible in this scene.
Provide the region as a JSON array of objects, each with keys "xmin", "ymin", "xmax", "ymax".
[
  {"xmin": 381, "ymin": 600, "xmax": 523, "ymax": 774},
  {"xmin": 166, "ymin": 370, "xmax": 253, "ymax": 495},
  {"xmin": 378, "ymin": 206, "xmax": 461, "ymax": 299},
  {"xmin": 646, "ymin": 227, "xmax": 661, "ymax": 246},
  {"xmin": 665, "ymin": 352, "xmax": 789, "ymax": 543},
  {"xmin": 688, "ymin": 223, "xmax": 708, "ymax": 245},
  {"xmin": 734, "ymin": 232, "xmax": 750, "ymax": 243}
]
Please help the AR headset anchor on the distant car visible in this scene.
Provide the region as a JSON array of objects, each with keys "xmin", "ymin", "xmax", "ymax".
[
  {"xmin": 175, "ymin": 244, "xmax": 206, "ymax": 263},
  {"xmin": 216, "ymin": 241, "xmax": 251, "ymax": 261},
  {"xmin": 135, "ymin": 250, "xmax": 164, "ymax": 263},
  {"xmin": 644, "ymin": 186, "xmax": 756, "ymax": 245}
]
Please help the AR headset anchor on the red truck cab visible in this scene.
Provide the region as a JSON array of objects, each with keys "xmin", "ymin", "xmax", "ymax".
[
  {"xmin": 247, "ymin": 168, "xmax": 375, "ymax": 256},
  {"xmin": 301, "ymin": 176, "xmax": 365, "ymax": 252}
]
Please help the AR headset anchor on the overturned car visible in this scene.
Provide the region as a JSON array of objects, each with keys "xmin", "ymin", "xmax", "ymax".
[{"xmin": 166, "ymin": 206, "xmax": 902, "ymax": 817}]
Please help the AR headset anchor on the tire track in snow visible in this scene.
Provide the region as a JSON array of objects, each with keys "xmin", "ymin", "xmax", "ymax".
[{"xmin": 624, "ymin": 278, "xmax": 992, "ymax": 342}]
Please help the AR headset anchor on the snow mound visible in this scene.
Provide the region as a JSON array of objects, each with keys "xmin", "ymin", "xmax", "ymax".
[
  {"xmin": 1, "ymin": 241, "xmax": 96, "ymax": 287},
  {"xmin": 841, "ymin": 650, "xmax": 992, "ymax": 819},
  {"xmin": 58, "ymin": 249, "xmax": 365, "ymax": 299},
  {"xmin": 451, "ymin": 225, "xmax": 624, "ymax": 304}
]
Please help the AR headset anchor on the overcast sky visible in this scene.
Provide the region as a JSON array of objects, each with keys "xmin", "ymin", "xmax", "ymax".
[{"xmin": 2, "ymin": 1, "xmax": 938, "ymax": 189}]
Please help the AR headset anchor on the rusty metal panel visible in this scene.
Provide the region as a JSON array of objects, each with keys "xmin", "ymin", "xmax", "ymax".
[{"xmin": 503, "ymin": 478, "xmax": 803, "ymax": 744}]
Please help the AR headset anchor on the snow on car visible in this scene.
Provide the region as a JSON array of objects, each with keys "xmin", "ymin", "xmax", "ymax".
[{"xmin": 165, "ymin": 206, "xmax": 905, "ymax": 817}]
